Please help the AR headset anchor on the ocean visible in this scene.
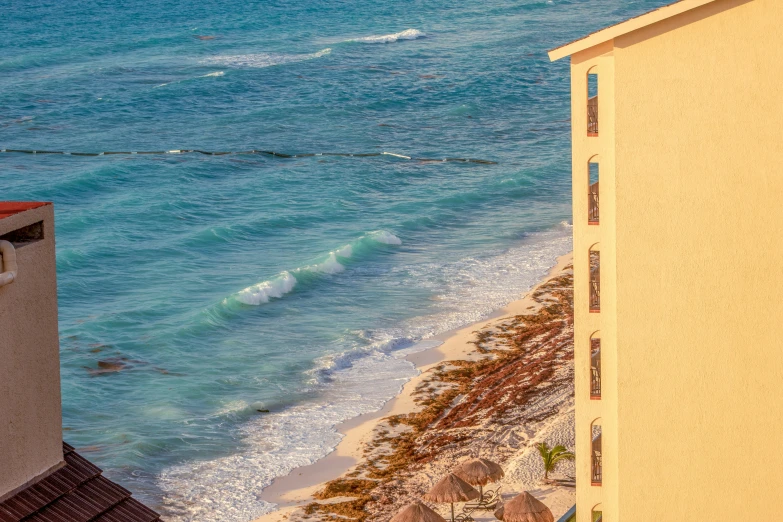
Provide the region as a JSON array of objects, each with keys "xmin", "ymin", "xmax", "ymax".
[{"xmin": 1, "ymin": 0, "xmax": 668, "ymax": 519}]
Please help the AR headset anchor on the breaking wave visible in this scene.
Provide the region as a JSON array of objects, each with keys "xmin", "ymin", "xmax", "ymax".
[
  {"xmin": 347, "ymin": 28, "xmax": 425, "ymax": 44},
  {"xmin": 368, "ymin": 230, "xmax": 402, "ymax": 245},
  {"xmin": 233, "ymin": 271, "xmax": 297, "ymax": 306},
  {"xmin": 202, "ymin": 48, "xmax": 331, "ymax": 68},
  {"xmin": 230, "ymin": 231, "xmax": 402, "ymax": 306}
]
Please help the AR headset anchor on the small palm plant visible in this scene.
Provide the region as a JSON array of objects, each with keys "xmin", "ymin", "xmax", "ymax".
[{"xmin": 537, "ymin": 442, "xmax": 575, "ymax": 481}]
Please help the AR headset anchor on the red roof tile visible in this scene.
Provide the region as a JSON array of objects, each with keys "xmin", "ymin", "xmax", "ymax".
[
  {"xmin": 0, "ymin": 202, "xmax": 51, "ymax": 220},
  {"xmin": 0, "ymin": 443, "xmax": 161, "ymax": 522}
]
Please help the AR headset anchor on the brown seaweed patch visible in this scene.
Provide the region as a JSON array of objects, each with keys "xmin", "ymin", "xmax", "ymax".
[{"xmin": 308, "ymin": 268, "xmax": 574, "ymax": 521}]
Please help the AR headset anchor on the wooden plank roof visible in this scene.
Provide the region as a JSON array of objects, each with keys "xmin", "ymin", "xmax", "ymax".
[{"xmin": 0, "ymin": 443, "xmax": 161, "ymax": 522}]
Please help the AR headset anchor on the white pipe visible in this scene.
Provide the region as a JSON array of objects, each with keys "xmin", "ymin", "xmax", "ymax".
[{"xmin": 0, "ymin": 240, "xmax": 17, "ymax": 287}]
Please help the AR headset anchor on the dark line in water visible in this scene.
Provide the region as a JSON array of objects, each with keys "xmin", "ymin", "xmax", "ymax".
[{"xmin": 0, "ymin": 148, "xmax": 497, "ymax": 165}]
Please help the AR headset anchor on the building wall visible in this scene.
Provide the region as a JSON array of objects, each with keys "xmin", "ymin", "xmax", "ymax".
[
  {"xmin": 0, "ymin": 204, "xmax": 63, "ymax": 499},
  {"xmin": 569, "ymin": 41, "xmax": 616, "ymax": 522},
  {"xmin": 610, "ymin": 0, "xmax": 783, "ymax": 520}
]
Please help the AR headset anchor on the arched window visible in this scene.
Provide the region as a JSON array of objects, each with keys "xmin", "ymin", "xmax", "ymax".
[
  {"xmin": 590, "ymin": 331, "xmax": 601, "ymax": 399},
  {"xmin": 591, "ymin": 419, "xmax": 602, "ymax": 486},
  {"xmin": 587, "ymin": 68, "xmax": 599, "ymax": 136},
  {"xmin": 588, "ymin": 157, "xmax": 599, "ymax": 225},
  {"xmin": 592, "ymin": 504, "xmax": 603, "ymax": 522},
  {"xmin": 589, "ymin": 244, "xmax": 600, "ymax": 312}
]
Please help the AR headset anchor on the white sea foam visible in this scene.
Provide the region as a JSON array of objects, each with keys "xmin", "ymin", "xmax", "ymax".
[
  {"xmin": 203, "ymin": 48, "xmax": 331, "ymax": 68},
  {"xmin": 158, "ymin": 350, "xmax": 415, "ymax": 522},
  {"xmin": 306, "ymin": 334, "xmax": 417, "ymax": 385},
  {"xmin": 235, "ymin": 271, "xmax": 297, "ymax": 305},
  {"xmin": 334, "ymin": 244, "xmax": 352, "ymax": 258},
  {"xmin": 154, "ymin": 71, "xmax": 225, "ymax": 88},
  {"xmin": 210, "ymin": 400, "xmax": 250, "ymax": 418},
  {"xmin": 348, "ymin": 28, "xmax": 426, "ymax": 44},
  {"xmin": 306, "ymin": 252, "xmax": 345, "ymax": 274},
  {"xmin": 230, "ymin": 231, "xmax": 401, "ymax": 306},
  {"xmin": 368, "ymin": 230, "xmax": 402, "ymax": 245}
]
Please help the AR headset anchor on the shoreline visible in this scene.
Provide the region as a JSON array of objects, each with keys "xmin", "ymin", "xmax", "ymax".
[{"xmin": 254, "ymin": 252, "xmax": 574, "ymax": 521}]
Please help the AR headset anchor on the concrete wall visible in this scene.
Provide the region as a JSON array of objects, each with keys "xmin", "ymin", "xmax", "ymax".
[
  {"xmin": 0, "ymin": 204, "xmax": 63, "ymax": 499},
  {"xmin": 568, "ymin": 1, "xmax": 783, "ymax": 520},
  {"xmin": 569, "ymin": 40, "xmax": 616, "ymax": 522},
  {"xmin": 612, "ymin": 1, "xmax": 783, "ymax": 519}
]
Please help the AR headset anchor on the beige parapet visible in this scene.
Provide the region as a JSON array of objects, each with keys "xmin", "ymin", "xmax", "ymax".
[{"xmin": 0, "ymin": 203, "xmax": 63, "ymax": 501}]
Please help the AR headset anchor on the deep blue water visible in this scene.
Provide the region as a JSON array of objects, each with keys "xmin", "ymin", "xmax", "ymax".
[{"xmin": 1, "ymin": 0, "xmax": 670, "ymax": 519}]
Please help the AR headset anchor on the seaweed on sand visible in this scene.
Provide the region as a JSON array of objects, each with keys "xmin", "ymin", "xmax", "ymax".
[{"xmin": 307, "ymin": 268, "xmax": 574, "ymax": 521}]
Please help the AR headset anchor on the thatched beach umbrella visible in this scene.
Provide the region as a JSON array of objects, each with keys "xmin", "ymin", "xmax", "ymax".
[
  {"xmin": 423, "ymin": 473, "xmax": 480, "ymax": 522},
  {"xmin": 390, "ymin": 501, "xmax": 447, "ymax": 522},
  {"xmin": 493, "ymin": 492, "xmax": 554, "ymax": 522},
  {"xmin": 453, "ymin": 457, "xmax": 505, "ymax": 498}
]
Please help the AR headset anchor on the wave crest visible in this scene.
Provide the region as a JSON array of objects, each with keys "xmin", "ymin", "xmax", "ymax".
[
  {"xmin": 368, "ymin": 230, "xmax": 402, "ymax": 245},
  {"xmin": 305, "ymin": 252, "xmax": 345, "ymax": 275},
  {"xmin": 203, "ymin": 48, "xmax": 331, "ymax": 68},
  {"xmin": 230, "ymin": 231, "xmax": 402, "ymax": 306},
  {"xmin": 235, "ymin": 271, "xmax": 297, "ymax": 305},
  {"xmin": 348, "ymin": 28, "xmax": 425, "ymax": 44}
]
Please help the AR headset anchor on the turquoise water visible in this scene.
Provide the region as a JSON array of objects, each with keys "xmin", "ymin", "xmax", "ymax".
[{"xmin": 1, "ymin": 0, "xmax": 668, "ymax": 519}]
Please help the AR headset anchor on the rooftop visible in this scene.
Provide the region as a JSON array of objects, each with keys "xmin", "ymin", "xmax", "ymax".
[
  {"xmin": 0, "ymin": 443, "xmax": 161, "ymax": 522},
  {"xmin": 0, "ymin": 202, "xmax": 51, "ymax": 221},
  {"xmin": 548, "ymin": 0, "xmax": 722, "ymax": 61}
]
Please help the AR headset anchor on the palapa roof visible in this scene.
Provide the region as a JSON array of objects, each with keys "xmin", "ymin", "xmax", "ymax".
[
  {"xmin": 453, "ymin": 458, "xmax": 504, "ymax": 487},
  {"xmin": 0, "ymin": 442, "xmax": 161, "ymax": 522},
  {"xmin": 423, "ymin": 474, "xmax": 480, "ymax": 504},
  {"xmin": 389, "ymin": 502, "xmax": 447, "ymax": 522},
  {"xmin": 548, "ymin": 0, "xmax": 723, "ymax": 61},
  {"xmin": 494, "ymin": 492, "xmax": 553, "ymax": 522}
]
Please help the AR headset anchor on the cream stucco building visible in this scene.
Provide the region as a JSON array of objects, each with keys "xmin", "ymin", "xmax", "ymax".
[{"xmin": 548, "ymin": 0, "xmax": 783, "ymax": 520}]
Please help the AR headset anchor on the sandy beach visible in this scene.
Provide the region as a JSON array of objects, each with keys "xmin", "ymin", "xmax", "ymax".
[{"xmin": 253, "ymin": 253, "xmax": 575, "ymax": 522}]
